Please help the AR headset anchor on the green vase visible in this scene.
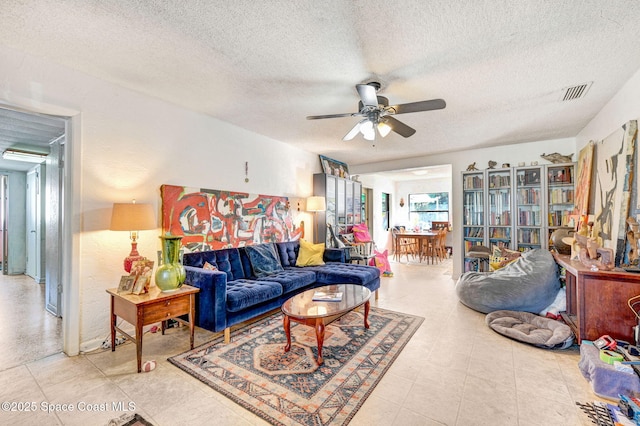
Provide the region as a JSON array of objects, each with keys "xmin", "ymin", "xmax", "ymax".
[{"xmin": 155, "ymin": 234, "xmax": 186, "ymax": 292}]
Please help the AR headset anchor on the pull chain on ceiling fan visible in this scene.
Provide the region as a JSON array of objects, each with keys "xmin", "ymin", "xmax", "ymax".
[{"xmin": 306, "ymin": 82, "xmax": 446, "ymax": 141}]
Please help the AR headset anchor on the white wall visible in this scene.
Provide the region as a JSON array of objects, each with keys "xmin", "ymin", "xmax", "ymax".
[
  {"xmin": 354, "ymin": 138, "xmax": 576, "ymax": 278},
  {"xmin": 0, "ymin": 45, "xmax": 320, "ymax": 352},
  {"xmin": 576, "ymin": 67, "xmax": 640, "ymax": 151}
]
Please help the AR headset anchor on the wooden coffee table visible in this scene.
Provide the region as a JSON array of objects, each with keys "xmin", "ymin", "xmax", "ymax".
[{"xmin": 281, "ymin": 284, "xmax": 371, "ymax": 364}]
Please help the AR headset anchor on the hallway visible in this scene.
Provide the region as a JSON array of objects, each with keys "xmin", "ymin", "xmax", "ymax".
[{"xmin": 0, "ymin": 273, "xmax": 62, "ymax": 371}]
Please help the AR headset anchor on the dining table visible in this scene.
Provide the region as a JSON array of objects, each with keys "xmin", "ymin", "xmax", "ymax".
[{"xmin": 396, "ymin": 231, "xmax": 439, "ymax": 263}]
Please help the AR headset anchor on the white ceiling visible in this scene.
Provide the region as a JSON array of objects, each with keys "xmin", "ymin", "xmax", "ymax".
[{"xmin": 2, "ymin": 1, "xmax": 640, "ymax": 170}]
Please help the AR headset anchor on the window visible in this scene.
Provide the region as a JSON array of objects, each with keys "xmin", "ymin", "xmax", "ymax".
[
  {"xmin": 381, "ymin": 192, "xmax": 389, "ymax": 231},
  {"xmin": 409, "ymin": 192, "xmax": 449, "ymax": 228}
]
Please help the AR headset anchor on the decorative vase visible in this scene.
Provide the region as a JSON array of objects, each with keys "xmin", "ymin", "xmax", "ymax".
[
  {"xmin": 550, "ymin": 227, "xmax": 575, "ymax": 255},
  {"xmin": 155, "ymin": 234, "xmax": 186, "ymax": 292}
]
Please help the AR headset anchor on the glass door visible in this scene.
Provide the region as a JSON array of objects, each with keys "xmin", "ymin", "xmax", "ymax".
[
  {"xmin": 546, "ymin": 163, "xmax": 575, "ymax": 241},
  {"xmin": 462, "ymin": 171, "xmax": 485, "ymax": 271},
  {"xmin": 487, "ymin": 169, "xmax": 512, "ymax": 249},
  {"xmin": 515, "ymin": 166, "xmax": 543, "ymax": 251}
]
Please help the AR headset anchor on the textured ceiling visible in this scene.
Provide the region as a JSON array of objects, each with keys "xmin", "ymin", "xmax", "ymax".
[{"xmin": 2, "ymin": 1, "xmax": 640, "ymax": 168}]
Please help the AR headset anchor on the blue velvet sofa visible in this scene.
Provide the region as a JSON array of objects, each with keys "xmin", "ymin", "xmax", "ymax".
[{"xmin": 182, "ymin": 241, "xmax": 380, "ymax": 342}]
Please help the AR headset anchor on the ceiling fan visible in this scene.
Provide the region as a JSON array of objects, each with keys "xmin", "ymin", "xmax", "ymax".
[{"xmin": 306, "ymin": 82, "xmax": 446, "ymax": 141}]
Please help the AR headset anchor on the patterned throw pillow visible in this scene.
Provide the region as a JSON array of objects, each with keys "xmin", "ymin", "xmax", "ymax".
[
  {"xmin": 245, "ymin": 244, "xmax": 284, "ymax": 277},
  {"xmin": 202, "ymin": 261, "xmax": 217, "ymax": 271},
  {"xmin": 352, "ymin": 223, "xmax": 372, "ymax": 242},
  {"xmin": 491, "ymin": 245, "xmax": 521, "ymax": 269}
]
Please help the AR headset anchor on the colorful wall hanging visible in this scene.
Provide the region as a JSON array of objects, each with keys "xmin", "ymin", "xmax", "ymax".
[
  {"xmin": 592, "ymin": 120, "xmax": 637, "ymax": 265},
  {"xmin": 160, "ymin": 184, "xmax": 303, "ymax": 252}
]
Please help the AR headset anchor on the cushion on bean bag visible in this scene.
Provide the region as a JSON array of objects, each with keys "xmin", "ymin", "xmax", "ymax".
[
  {"xmin": 486, "ymin": 310, "xmax": 574, "ymax": 349},
  {"xmin": 455, "ymin": 249, "xmax": 560, "ymax": 314}
]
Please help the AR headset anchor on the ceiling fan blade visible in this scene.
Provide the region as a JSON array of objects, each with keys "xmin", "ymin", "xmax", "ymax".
[
  {"xmin": 356, "ymin": 84, "xmax": 379, "ymax": 108},
  {"xmin": 343, "ymin": 120, "xmax": 364, "ymax": 141},
  {"xmin": 383, "ymin": 116, "xmax": 416, "ymax": 138},
  {"xmin": 307, "ymin": 112, "xmax": 359, "ymax": 120},
  {"xmin": 389, "ymin": 99, "xmax": 446, "ymax": 114}
]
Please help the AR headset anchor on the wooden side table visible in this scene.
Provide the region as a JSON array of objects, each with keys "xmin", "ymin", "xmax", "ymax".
[{"xmin": 106, "ymin": 284, "xmax": 199, "ymax": 373}]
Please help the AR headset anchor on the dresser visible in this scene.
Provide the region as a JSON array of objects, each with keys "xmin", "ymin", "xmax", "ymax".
[{"xmin": 555, "ymin": 253, "xmax": 640, "ymax": 343}]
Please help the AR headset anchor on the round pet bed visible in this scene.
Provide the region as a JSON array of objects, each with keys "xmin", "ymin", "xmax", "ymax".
[{"xmin": 486, "ymin": 310, "xmax": 574, "ymax": 349}]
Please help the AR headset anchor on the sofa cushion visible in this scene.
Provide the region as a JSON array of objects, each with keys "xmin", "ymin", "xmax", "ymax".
[
  {"xmin": 225, "ymin": 279, "xmax": 283, "ymax": 312},
  {"xmin": 276, "ymin": 241, "xmax": 300, "ymax": 267},
  {"xmin": 245, "ymin": 243, "xmax": 284, "ymax": 277},
  {"xmin": 296, "ymin": 239, "xmax": 325, "ymax": 266},
  {"xmin": 183, "ymin": 248, "xmax": 246, "ymax": 281},
  {"xmin": 308, "ymin": 263, "xmax": 380, "ymax": 286},
  {"xmin": 258, "ymin": 269, "xmax": 317, "ymax": 294}
]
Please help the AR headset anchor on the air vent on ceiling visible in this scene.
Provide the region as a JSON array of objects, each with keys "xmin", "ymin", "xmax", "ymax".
[{"xmin": 561, "ymin": 82, "xmax": 592, "ymax": 101}]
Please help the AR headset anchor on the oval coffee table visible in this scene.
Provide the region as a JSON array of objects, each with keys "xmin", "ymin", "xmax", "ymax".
[{"xmin": 281, "ymin": 284, "xmax": 371, "ymax": 364}]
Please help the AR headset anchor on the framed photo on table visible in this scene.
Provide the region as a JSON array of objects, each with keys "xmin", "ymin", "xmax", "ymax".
[
  {"xmin": 117, "ymin": 276, "xmax": 136, "ymax": 294},
  {"xmin": 130, "ymin": 259, "xmax": 154, "ymax": 295}
]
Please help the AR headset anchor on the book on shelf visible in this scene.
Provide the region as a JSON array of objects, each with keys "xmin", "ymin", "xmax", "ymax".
[{"xmin": 312, "ymin": 291, "xmax": 343, "ymax": 302}]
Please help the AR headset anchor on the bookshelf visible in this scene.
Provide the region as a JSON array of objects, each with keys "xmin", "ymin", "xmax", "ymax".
[
  {"xmin": 461, "ymin": 163, "xmax": 576, "ymax": 271},
  {"xmin": 515, "ymin": 165, "xmax": 543, "ymax": 251}
]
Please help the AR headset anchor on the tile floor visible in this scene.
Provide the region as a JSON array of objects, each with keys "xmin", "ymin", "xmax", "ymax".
[{"xmin": 0, "ymin": 259, "xmax": 608, "ymax": 425}]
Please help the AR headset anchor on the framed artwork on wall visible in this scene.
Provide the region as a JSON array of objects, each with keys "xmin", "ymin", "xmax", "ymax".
[
  {"xmin": 524, "ymin": 169, "xmax": 540, "ymax": 185},
  {"xmin": 592, "ymin": 120, "xmax": 637, "ymax": 265},
  {"xmin": 160, "ymin": 184, "xmax": 303, "ymax": 253},
  {"xmin": 574, "ymin": 142, "xmax": 594, "ymax": 216},
  {"xmin": 319, "ymin": 155, "xmax": 350, "ymax": 178}
]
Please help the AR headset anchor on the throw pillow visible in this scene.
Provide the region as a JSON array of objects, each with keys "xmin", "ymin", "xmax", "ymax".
[
  {"xmin": 202, "ymin": 261, "xmax": 217, "ymax": 271},
  {"xmin": 245, "ymin": 244, "xmax": 284, "ymax": 277},
  {"xmin": 296, "ymin": 239, "xmax": 326, "ymax": 266},
  {"xmin": 489, "ymin": 254, "xmax": 520, "ymax": 271},
  {"xmin": 352, "ymin": 223, "xmax": 372, "ymax": 242}
]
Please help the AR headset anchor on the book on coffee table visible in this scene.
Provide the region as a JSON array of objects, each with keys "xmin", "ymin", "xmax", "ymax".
[{"xmin": 312, "ymin": 291, "xmax": 343, "ymax": 302}]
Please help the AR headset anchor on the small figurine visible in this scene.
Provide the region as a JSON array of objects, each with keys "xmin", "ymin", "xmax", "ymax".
[
  {"xmin": 574, "ymin": 233, "xmax": 614, "ymax": 271},
  {"xmin": 466, "ymin": 162, "xmax": 478, "ymax": 171},
  {"xmin": 488, "ymin": 160, "xmax": 497, "ymax": 169},
  {"xmin": 541, "ymin": 152, "xmax": 574, "ymax": 164}
]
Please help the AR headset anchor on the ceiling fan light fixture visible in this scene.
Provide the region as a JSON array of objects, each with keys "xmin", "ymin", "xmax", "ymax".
[
  {"xmin": 377, "ymin": 120, "xmax": 392, "ymax": 137},
  {"xmin": 360, "ymin": 120, "xmax": 375, "ymax": 140}
]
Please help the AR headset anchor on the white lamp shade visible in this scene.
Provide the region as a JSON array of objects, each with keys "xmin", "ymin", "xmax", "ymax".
[
  {"xmin": 110, "ymin": 203, "xmax": 157, "ymax": 231},
  {"xmin": 306, "ymin": 196, "xmax": 326, "ymax": 212}
]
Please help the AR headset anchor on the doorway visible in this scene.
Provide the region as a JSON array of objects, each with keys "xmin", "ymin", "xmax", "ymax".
[{"xmin": 0, "ymin": 106, "xmax": 67, "ymax": 364}]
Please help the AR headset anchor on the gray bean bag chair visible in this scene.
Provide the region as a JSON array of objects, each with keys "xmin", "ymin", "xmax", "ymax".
[
  {"xmin": 486, "ymin": 310, "xmax": 574, "ymax": 349},
  {"xmin": 455, "ymin": 249, "xmax": 560, "ymax": 314}
]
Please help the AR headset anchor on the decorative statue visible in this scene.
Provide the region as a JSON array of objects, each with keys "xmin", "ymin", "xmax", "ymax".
[
  {"xmin": 487, "ymin": 160, "xmax": 497, "ymax": 169},
  {"xmin": 540, "ymin": 152, "xmax": 574, "ymax": 164},
  {"xmin": 574, "ymin": 233, "xmax": 614, "ymax": 271},
  {"xmin": 466, "ymin": 162, "xmax": 478, "ymax": 171}
]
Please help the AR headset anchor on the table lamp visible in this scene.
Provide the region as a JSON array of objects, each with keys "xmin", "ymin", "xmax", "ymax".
[
  {"xmin": 306, "ymin": 196, "xmax": 326, "ymax": 244},
  {"xmin": 110, "ymin": 201, "xmax": 156, "ymax": 272}
]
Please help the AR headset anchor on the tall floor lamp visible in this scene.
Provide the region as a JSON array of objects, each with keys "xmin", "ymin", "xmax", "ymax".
[{"xmin": 306, "ymin": 196, "xmax": 326, "ymax": 244}]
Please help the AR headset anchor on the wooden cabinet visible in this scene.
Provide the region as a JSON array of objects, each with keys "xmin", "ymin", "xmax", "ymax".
[
  {"xmin": 555, "ymin": 253, "xmax": 640, "ymax": 343},
  {"xmin": 313, "ymin": 173, "xmax": 362, "ymax": 245}
]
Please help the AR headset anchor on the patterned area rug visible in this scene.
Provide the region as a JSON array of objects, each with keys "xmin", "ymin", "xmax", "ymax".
[{"xmin": 169, "ymin": 307, "xmax": 424, "ymax": 426}]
